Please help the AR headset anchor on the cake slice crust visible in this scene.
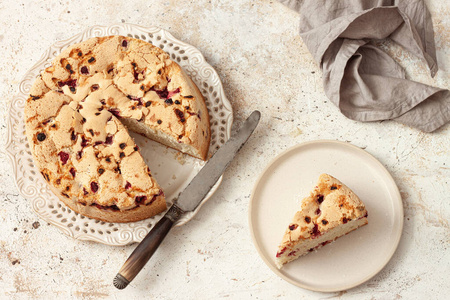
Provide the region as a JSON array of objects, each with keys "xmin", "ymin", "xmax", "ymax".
[{"xmin": 275, "ymin": 174, "xmax": 368, "ymax": 268}]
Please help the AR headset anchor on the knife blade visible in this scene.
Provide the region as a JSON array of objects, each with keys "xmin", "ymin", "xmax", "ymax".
[{"xmin": 113, "ymin": 110, "xmax": 261, "ymax": 289}]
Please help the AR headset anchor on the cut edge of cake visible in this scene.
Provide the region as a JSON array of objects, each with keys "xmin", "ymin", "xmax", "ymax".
[
  {"xmin": 275, "ymin": 173, "xmax": 368, "ymax": 269},
  {"xmin": 24, "ymin": 36, "xmax": 211, "ymax": 223}
]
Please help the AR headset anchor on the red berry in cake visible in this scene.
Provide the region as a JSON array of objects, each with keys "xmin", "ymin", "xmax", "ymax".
[
  {"xmin": 125, "ymin": 181, "xmax": 131, "ymax": 189},
  {"xmin": 276, "ymin": 247, "xmax": 286, "ymax": 257},
  {"xmin": 315, "ymin": 208, "xmax": 321, "ymax": 215},
  {"xmin": 321, "ymin": 241, "xmax": 330, "ymax": 246},
  {"xmin": 105, "ymin": 135, "xmax": 113, "ymax": 145},
  {"xmin": 81, "ymin": 136, "xmax": 88, "ymax": 147},
  {"xmin": 80, "ymin": 66, "xmax": 89, "ymax": 75},
  {"xmin": 135, "ymin": 196, "xmax": 147, "ymax": 205},
  {"xmin": 311, "ymin": 224, "xmax": 320, "ymax": 237},
  {"xmin": 154, "ymin": 88, "xmax": 169, "ymax": 99},
  {"xmin": 58, "ymin": 79, "xmax": 77, "ymax": 88},
  {"xmin": 289, "ymin": 224, "xmax": 298, "ymax": 230},
  {"xmin": 317, "ymin": 195, "xmax": 324, "ymax": 204},
  {"xmin": 108, "ymin": 108, "xmax": 120, "ymax": 117},
  {"xmin": 69, "ymin": 168, "xmax": 76, "ymax": 178},
  {"xmin": 58, "ymin": 151, "xmax": 69, "ymax": 165},
  {"xmin": 174, "ymin": 109, "xmax": 185, "ymax": 123},
  {"xmin": 37, "ymin": 132, "xmax": 46, "ymax": 141},
  {"xmin": 90, "ymin": 182, "xmax": 99, "ymax": 193}
]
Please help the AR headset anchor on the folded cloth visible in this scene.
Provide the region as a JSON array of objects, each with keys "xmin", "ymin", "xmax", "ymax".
[{"xmin": 279, "ymin": 0, "xmax": 449, "ymax": 132}]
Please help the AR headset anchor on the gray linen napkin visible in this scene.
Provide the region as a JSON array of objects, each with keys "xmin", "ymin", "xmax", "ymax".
[{"xmin": 279, "ymin": 0, "xmax": 449, "ymax": 132}]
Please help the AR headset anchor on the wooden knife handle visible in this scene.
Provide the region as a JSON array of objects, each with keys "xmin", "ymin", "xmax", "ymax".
[{"xmin": 113, "ymin": 204, "xmax": 184, "ymax": 289}]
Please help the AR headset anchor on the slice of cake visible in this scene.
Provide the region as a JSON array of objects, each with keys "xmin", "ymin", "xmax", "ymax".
[
  {"xmin": 275, "ymin": 174, "xmax": 368, "ymax": 268},
  {"xmin": 24, "ymin": 36, "xmax": 210, "ymax": 223}
]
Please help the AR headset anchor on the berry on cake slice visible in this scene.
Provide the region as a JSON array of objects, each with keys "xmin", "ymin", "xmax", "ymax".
[{"xmin": 275, "ymin": 174, "xmax": 368, "ymax": 268}]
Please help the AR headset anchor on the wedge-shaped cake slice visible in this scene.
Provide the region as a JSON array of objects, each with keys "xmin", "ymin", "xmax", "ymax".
[{"xmin": 275, "ymin": 174, "xmax": 368, "ymax": 268}]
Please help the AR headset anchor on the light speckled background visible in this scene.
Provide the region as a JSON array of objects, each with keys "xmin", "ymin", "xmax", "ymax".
[{"xmin": 0, "ymin": 0, "xmax": 449, "ymax": 299}]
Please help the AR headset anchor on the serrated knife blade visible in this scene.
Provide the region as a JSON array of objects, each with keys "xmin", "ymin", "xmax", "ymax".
[{"xmin": 114, "ymin": 110, "xmax": 261, "ymax": 289}]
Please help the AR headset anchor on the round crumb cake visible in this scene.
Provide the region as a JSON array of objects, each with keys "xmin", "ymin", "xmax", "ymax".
[{"xmin": 24, "ymin": 36, "xmax": 210, "ymax": 223}]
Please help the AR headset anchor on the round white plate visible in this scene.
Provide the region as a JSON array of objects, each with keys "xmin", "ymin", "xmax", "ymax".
[
  {"xmin": 249, "ymin": 140, "xmax": 403, "ymax": 292},
  {"xmin": 5, "ymin": 24, "xmax": 233, "ymax": 245}
]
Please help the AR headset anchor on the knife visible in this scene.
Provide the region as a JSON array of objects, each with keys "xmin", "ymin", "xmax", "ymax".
[{"xmin": 113, "ymin": 110, "xmax": 261, "ymax": 289}]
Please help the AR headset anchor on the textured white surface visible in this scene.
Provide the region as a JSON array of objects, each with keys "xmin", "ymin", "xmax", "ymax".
[{"xmin": 0, "ymin": 0, "xmax": 448, "ymax": 299}]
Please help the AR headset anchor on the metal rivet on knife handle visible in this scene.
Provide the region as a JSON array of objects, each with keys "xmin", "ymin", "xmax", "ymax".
[{"xmin": 113, "ymin": 274, "xmax": 129, "ymax": 290}]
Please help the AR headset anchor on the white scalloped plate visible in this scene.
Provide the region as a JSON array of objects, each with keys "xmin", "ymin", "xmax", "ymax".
[
  {"xmin": 249, "ymin": 140, "xmax": 403, "ymax": 292},
  {"xmin": 6, "ymin": 24, "xmax": 233, "ymax": 245}
]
